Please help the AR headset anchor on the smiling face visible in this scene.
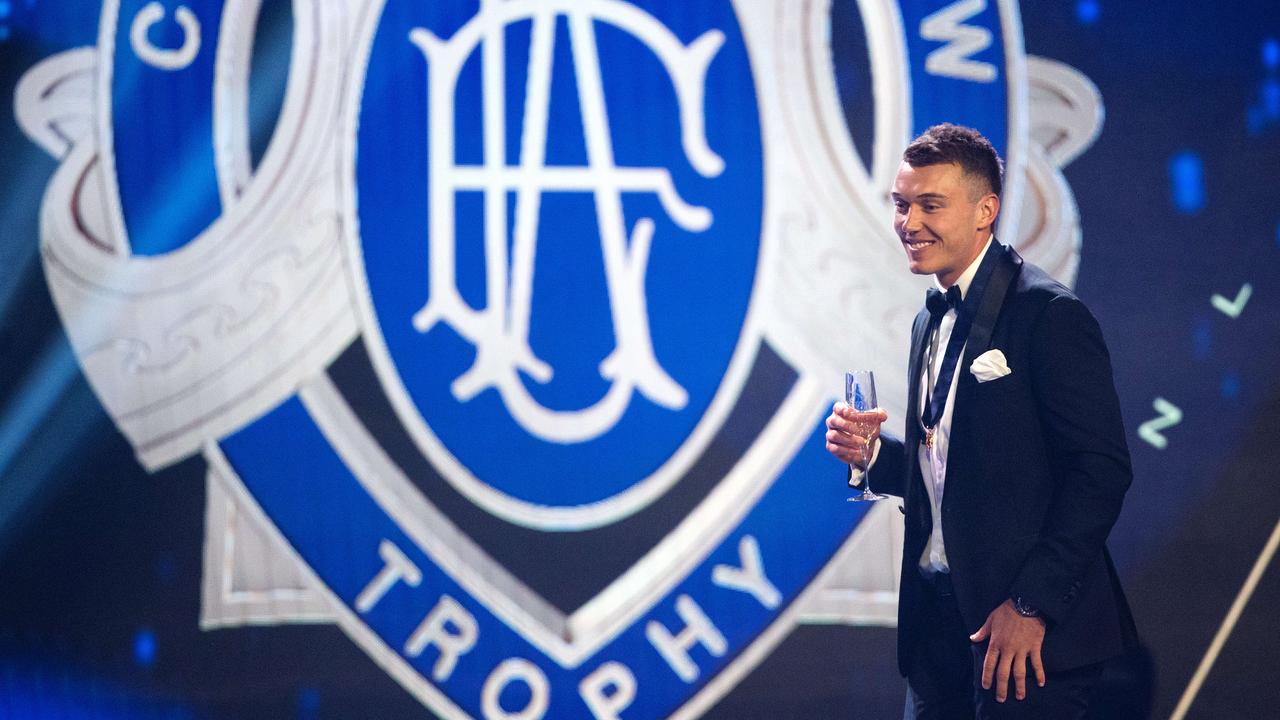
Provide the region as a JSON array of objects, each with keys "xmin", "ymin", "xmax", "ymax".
[{"xmin": 891, "ymin": 161, "xmax": 1000, "ymax": 288}]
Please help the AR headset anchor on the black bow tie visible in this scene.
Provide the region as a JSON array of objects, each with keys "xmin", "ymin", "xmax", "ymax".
[{"xmin": 925, "ymin": 285, "xmax": 963, "ymax": 321}]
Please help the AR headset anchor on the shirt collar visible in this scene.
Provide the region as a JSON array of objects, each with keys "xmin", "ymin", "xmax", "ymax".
[{"xmin": 936, "ymin": 234, "xmax": 994, "ymax": 301}]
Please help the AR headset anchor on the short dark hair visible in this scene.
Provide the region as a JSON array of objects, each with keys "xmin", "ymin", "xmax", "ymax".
[{"xmin": 902, "ymin": 123, "xmax": 1004, "ymax": 199}]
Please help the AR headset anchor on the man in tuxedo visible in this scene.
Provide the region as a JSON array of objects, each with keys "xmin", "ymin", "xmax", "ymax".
[{"xmin": 825, "ymin": 124, "xmax": 1137, "ymax": 719}]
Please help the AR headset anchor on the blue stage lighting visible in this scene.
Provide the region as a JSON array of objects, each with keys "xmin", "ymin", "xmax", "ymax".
[
  {"xmin": 1169, "ymin": 151, "xmax": 1205, "ymax": 214},
  {"xmin": 1076, "ymin": 0, "xmax": 1100, "ymax": 26},
  {"xmin": 133, "ymin": 629, "xmax": 157, "ymax": 668}
]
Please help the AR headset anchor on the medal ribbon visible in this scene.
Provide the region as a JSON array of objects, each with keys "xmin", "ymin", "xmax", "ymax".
[{"xmin": 920, "ymin": 244, "xmax": 1000, "ymax": 435}]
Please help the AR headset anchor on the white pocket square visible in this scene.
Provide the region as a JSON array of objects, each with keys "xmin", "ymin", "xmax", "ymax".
[{"xmin": 970, "ymin": 349, "xmax": 1012, "ymax": 382}]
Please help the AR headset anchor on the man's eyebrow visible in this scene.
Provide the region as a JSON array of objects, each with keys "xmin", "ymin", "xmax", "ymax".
[{"xmin": 890, "ymin": 192, "xmax": 949, "ymax": 201}]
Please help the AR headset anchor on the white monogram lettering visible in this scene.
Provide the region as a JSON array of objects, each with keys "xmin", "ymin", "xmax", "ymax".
[{"xmin": 409, "ymin": 0, "xmax": 724, "ymax": 443}]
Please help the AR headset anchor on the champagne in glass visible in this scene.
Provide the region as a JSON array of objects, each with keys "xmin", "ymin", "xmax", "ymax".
[{"xmin": 846, "ymin": 370, "xmax": 888, "ymax": 502}]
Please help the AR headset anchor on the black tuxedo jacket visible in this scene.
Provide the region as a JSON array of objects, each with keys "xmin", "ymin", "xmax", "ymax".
[{"xmin": 868, "ymin": 241, "xmax": 1139, "ymax": 674}]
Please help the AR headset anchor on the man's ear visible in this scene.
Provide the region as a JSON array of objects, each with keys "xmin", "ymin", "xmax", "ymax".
[{"xmin": 976, "ymin": 192, "xmax": 1000, "ymax": 231}]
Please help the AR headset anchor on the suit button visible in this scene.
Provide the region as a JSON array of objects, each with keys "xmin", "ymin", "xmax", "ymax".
[{"xmin": 1061, "ymin": 581, "xmax": 1082, "ymax": 604}]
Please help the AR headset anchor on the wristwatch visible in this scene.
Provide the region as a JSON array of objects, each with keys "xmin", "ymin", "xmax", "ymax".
[{"xmin": 1012, "ymin": 595, "xmax": 1041, "ymax": 618}]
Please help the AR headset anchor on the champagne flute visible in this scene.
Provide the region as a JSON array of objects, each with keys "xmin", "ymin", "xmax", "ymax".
[{"xmin": 846, "ymin": 370, "xmax": 888, "ymax": 502}]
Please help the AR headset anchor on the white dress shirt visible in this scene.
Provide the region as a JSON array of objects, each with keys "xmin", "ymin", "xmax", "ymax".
[{"xmin": 917, "ymin": 236, "xmax": 992, "ymax": 575}]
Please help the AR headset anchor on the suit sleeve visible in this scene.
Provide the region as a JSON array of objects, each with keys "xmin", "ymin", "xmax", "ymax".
[
  {"xmin": 1010, "ymin": 294, "xmax": 1133, "ymax": 624},
  {"xmin": 862, "ymin": 432, "xmax": 907, "ymax": 498}
]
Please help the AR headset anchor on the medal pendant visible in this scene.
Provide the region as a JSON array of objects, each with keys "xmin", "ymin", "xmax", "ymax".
[{"xmin": 924, "ymin": 428, "xmax": 935, "ymax": 449}]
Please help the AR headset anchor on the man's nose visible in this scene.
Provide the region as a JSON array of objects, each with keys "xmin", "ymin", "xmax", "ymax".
[{"xmin": 901, "ymin": 206, "xmax": 923, "ymax": 233}]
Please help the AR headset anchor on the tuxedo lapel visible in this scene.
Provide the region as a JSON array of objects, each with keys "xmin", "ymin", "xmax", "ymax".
[
  {"xmin": 906, "ymin": 308, "xmax": 932, "ymax": 447},
  {"xmin": 950, "ymin": 241, "xmax": 1022, "ymax": 474},
  {"xmin": 901, "ymin": 308, "xmax": 932, "ymax": 532},
  {"xmin": 959, "ymin": 241, "xmax": 1021, "ymax": 367}
]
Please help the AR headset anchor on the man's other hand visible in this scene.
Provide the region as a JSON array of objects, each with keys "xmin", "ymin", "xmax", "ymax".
[{"xmin": 970, "ymin": 599, "xmax": 1047, "ymax": 703}]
